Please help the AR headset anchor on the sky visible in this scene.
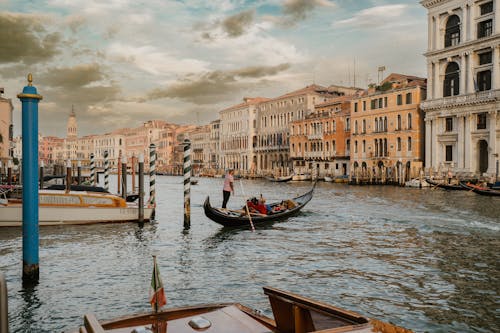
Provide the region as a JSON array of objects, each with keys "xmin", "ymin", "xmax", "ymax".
[{"xmin": 0, "ymin": 0, "xmax": 428, "ymax": 137}]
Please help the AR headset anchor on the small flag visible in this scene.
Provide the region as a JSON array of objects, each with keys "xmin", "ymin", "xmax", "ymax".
[{"xmin": 149, "ymin": 256, "xmax": 166, "ymax": 312}]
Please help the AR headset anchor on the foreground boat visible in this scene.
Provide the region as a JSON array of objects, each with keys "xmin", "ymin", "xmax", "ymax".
[
  {"xmin": 204, "ymin": 184, "xmax": 315, "ymax": 227},
  {"xmin": 425, "ymin": 178, "xmax": 465, "ymax": 190},
  {"xmin": 69, "ymin": 286, "xmax": 413, "ymax": 333},
  {"xmin": 460, "ymin": 182, "xmax": 500, "ymax": 196},
  {"xmin": 0, "ymin": 189, "xmax": 154, "ymax": 227}
]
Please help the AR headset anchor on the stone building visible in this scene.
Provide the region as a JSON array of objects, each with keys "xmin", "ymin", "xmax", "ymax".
[
  {"xmin": 0, "ymin": 88, "xmax": 13, "ymax": 166},
  {"xmin": 420, "ymin": 0, "xmax": 500, "ymax": 178},
  {"xmin": 350, "ymin": 74, "xmax": 427, "ymax": 180}
]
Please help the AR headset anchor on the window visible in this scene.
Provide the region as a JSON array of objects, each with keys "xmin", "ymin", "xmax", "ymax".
[
  {"xmin": 371, "ymin": 99, "xmax": 376, "ymax": 109},
  {"xmin": 479, "ymin": 51, "xmax": 492, "ymax": 65},
  {"xmin": 478, "ymin": 19, "xmax": 493, "ymax": 38},
  {"xmin": 477, "ymin": 113, "xmax": 487, "ymax": 130},
  {"xmin": 445, "ymin": 145, "xmax": 453, "ymax": 161},
  {"xmin": 362, "ymin": 119, "xmax": 366, "ymax": 133},
  {"xmin": 354, "ymin": 141, "xmax": 358, "ymax": 153},
  {"xmin": 444, "ymin": 62, "xmax": 460, "ymax": 96},
  {"xmin": 477, "ymin": 70, "xmax": 491, "ymax": 91},
  {"xmin": 362, "ymin": 140, "xmax": 366, "ymax": 153},
  {"xmin": 406, "ymin": 93, "xmax": 412, "ymax": 104},
  {"xmin": 375, "ymin": 118, "xmax": 379, "ymax": 132},
  {"xmin": 446, "ymin": 117, "xmax": 453, "ymax": 132},
  {"xmin": 354, "ymin": 120, "xmax": 358, "ymax": 134},
  {"xmin": 480, "ymin": 2, "xmax": 493, "ymax": 15},
  {"xmin": 397, "ymin": 94, "xmax": 402, "ymax": 105},
  {"xmin": 408, "ymin": 113, "xmax": 412, "ymax": 129},
  {"xmin": 397, "ymin": 137, "xmax": 401, "ymax": 151},
  {"xmin": 397, "ymin": 115, "xmax": 402, "ymax": 130},
  {"xmin": 363, "ymin": 101, "xmax": 366, "ymax": 111},
  {"xmin": 354, "ymin": 102, "xmax": 358, "ymax": 112},
  {"xmin": 408, "ymin": 137, "xmax": 412, "ymax": 151},
  {"xmin": 445, "ymin": 15, "xmax": 460, "ymax": 47},
  {"xmin": 384, "ymin": 97, "xmax": 388, "ymax": 107}
]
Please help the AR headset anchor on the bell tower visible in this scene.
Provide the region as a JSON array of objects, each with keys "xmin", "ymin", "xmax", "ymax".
[{"xmin": 67, "ymin": 105, "xmax": 77, "ymax": 139}]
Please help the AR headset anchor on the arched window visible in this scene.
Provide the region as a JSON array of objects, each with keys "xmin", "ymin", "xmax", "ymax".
[
  {"xmin": 375, "ymin": 118, "xmax": 379, "ymax": 132},
  {"xmin": 444, "ymin": 62, "xmax": 460, "ymax": 97},
  {"xmin": 407, "ymin": 113, "xmax": 412, "ymax": 129},
  {"xmin": 362, "ymin": 119, "xmax": 366, "ymax": 133},
  {"xmin": 355, "ymin": 120, "xmax": 358, "ymax": 134},
  {"xmin": 397, "ymin": 115, "xmax": 401, "ymax": 130},
  {"xmin": 445, "ymin": 15, "xmax": 460, "ymax": 47}
]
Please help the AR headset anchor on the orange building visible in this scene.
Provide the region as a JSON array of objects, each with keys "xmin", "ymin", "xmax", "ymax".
[
  {"xmin": 350, "ymin": 74, "xmax": 426, "ymax": 182},
  {"xmin": 289, "ymin": 95, "xmax": 356, "ymax": 179}
]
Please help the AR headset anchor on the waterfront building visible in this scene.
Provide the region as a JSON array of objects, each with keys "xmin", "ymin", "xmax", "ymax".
[
  {"xmin": 0, "ymin": 88, "xmax": 13, "ymax": 166},
  {"xmin": 350, "ymin": 73, "xmax": 427, "ymax": 180},
  {"xmin": 219, "ymin": 97, "xmax": 269, "ymax": 173},
  {"xmin": 208, "ymin": 120, "xmax": 221, "ymax": 175},
  {"xmin": 190, "ymin": 124, "xmax": 211, "ymax": 175},
  {"xmin": 420, "ymin": 0, "xmax": 500, "ymax": 178},
  {"xmin": 255, "ymin": 85, "xmax": 345, "ymax": 176},
  {"xmin": 39, "ymin": 136, "xmax": 64, "ymax": 164},
  {"xmin": 289, "ymin": 95, "xmax": 355, "ymax": 179},
  {"xmin": 156, "ymin": 123, "xmax": 179, "ymax": 174}
]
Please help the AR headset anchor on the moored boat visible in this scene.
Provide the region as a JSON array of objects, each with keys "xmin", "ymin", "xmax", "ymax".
[
  {"xmin": 265, "ymin": 174, "xmax": 293, "ymax": 182},
  {"xmin": 460, "ymin": 182, "xmax": 500, "ymax": 196},
  {"xmin": 203, "ymin": 183, "xmax": 315, "ymax": 227},
  {"xmin": 292, "ymin": 172, "xmax": 312, "ymax": 181},
  {"xmin": 324, "ymin": 175, "xmax": 333, "ymax": 182},
  {"xmin": 425, "ymin": 178, "xmax": 465, "ymax": 190},
  {"xmin": 405, "ymin": 178, "xmax": 431, "ymax": 188},
  {"xmin": 0, "ymin": 189, "xmax": 154, "ymax": 227},
  {"xmin": 68, "ymin": 286, "xmax": 413, "ymax": 333}
]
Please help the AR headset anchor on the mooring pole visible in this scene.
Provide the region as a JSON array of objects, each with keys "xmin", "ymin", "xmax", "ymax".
[
  {"xmin": 138, "ymin": 153, "xmax": 144, "ymax": 224},
  {"xmin": 39, "ymin": 160, "xmax": 44, "ymax": 189},
  {"xmin": 65, "ymin": 159, "xmax": 71, "ymax": 193},
  {"xmin": 17, "ymin": 73, "xmax": 42, "ymax": 285},
  {"xmin": 103, "ymin": 151, "xmax": 109, "ymax": 191},
  {"xmin": 131, "ymin": 155, "xmax": 136, "ymax": 194},
  {"xmin": 77, "ymin": 161, "xmax": 82, "ymax": 185},
  {"xmin": 149, "ymin": 144, "xmax": 156, "ymax": 208},
  {"xmin": 121, "ymin": 156, "xmax": 127, "ymax": 199},
  {"xmin": 183, "ymin": 139, "xmax": 191, "ymax": 229},
  {"xmin": 7, "ymin": 160, "xmax": 12, "ymax": 186},
  {"xmin": 89, "ymin": 153, "xmax": 95, "ymax": 186},
  {"xmin": 117, "ymin": 151, "xmax": 122, "ymax": 194}
]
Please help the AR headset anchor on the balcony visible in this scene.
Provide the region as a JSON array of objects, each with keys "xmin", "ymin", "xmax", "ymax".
[
  {"xmin": 421, "ymin": 89, "xmax": 500, "ymax": 111},
  {"xmin": 307, "ymin": 133, "xmax": 323, "ymax": 140}
]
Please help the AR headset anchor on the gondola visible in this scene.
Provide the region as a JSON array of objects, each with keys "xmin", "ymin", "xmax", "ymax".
[
  {"xmin": 203, "ymin": 182, "xmax": 315, "ymax": 227},
  {"xmin": 460, "ymin": 182, "xmax": 500, "ymax": 196},
  {"xmin": 264, "ymin": 174, "xmax": 293, "ymax": 182},
  {"xmin": 425, "ymin": 178, "xmax": 466, "ymax": 190}
]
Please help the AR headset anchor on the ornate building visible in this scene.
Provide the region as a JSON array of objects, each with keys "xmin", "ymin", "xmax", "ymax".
[{"xmin": 420, "ymin": 0, "xmax": 500, "ymax": 178}]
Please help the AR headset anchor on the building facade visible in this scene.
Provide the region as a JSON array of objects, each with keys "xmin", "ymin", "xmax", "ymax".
[
  {"xmin": 350, "ymin": 74, "xmax": 427, "ymax": 180},
  {"xmin": 0, "ymin": 89, "xmax": 13, "ymax": 166},
  {"xmin": 421, "ymin": 0, "xmax": 500, "ymax": 178}
]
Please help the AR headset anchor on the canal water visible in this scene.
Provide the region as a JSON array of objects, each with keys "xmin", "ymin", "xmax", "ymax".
[{"xmin": 0, "ymin": 176, "xmax": 498, "ymax": 332}]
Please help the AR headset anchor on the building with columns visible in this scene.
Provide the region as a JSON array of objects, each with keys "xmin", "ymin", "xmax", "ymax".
[{"xmin": 420, "ymin": 0, "xmax": 500, "ymax": 178}]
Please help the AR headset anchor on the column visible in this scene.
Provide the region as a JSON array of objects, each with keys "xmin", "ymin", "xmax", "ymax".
[
  {"xmin": 428, "ymin": 15, "xmax": 434, "ymax": 51},
  {"xmin": 460, "ymin": 53, "xmax": 467, "ymax": 95},
  {"xmin": 457, "ymin": 115, "xmax": 465, "ymax": 170},
  {"xmin": 434, "ymin": 60, "xmax": 440, "ymax": 98},
  {"xmin": 428, "ymin": 61, "xmax": 434, "ymax": 99},
  {"xmin": 488, "ymin": 111, "xmax": 498, "ymax": 174},
  {"xmin": 425, "ymin": 118, "xmax": 432, "ymax": 168},
  {"xmin": 464, "ymin": 114, "xmax": 472, "ymax": 172},
  {"xmin": 466, "ymin": 52, "xmax": 473, "ymax": 94},
  {"xmin": 493, "ymin": 46, "xmax": 500, "ymax": 90},
  {"xmin": 463, "ymin": 4, "xmax": 469, "ymax": 43}
]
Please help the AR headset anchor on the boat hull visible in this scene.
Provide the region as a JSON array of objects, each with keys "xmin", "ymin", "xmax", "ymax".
[{"xmin": 0, "ymin": 205, "xmax": 154, "ymax": 226}]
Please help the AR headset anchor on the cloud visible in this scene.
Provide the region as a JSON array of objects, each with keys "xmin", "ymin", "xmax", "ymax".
[
  {"xmin": 39, "ymin": 63, "xmax": 107, "ymax": 88},
  {"xmin": 280, "ymin": 0, "xmax": 335, "ymax": 27},
  {"xmin": 335, "ymin": 4, "xmax": 409, "ymax": 29},
  {"xmin": 0, "ymin": 12, "xmax": 62, "ymax": 64},
  {"xmin": 221, "ymin": 9, "xmax": 255, "ymax": 37},
  {"xmin": 138, "ymin": 63, "xmax": 291, "ymax": 105}
]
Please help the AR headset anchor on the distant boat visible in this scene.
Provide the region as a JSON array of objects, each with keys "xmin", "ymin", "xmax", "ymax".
[
  {"xmin": 405, "ymin": 178, "xmax": 431, "ymax": 188},
  {"xmin": 68, "ymin": 286, "xmax": 413, "ymax": 333},
  {"xmin": 292, "ymin": 173, "xmax": 312, "ymax": 181},
  {"xmin": 324, "ymin": 176, "xmax": 333, "ymax": 182},
  {"xmin": 0, "ymin": 189, "xmax": 154, "ymax": 227},
  {"xmin": 190, "ymin": 179, "xmax": 198, "ymax": 185},
  {"xmin": 265, "ymin": 174, "xmax": 293, "ymax": 182},
  {"xmin": 426, "ymin": 178, "xmax": 465, "ymax": 190}
]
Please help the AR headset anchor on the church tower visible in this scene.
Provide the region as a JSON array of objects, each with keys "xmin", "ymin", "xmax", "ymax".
[{"xmin": 67, "ymin": 105, "xmax": 77, "ymax": 139}]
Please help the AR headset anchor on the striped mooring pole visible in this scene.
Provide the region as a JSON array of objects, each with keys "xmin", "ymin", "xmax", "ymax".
[
  {"xmin": 90, "ymin": 153, "xmax": 95, "ymax": 185},
  {"xmin": 138, "ymin": 153, "xmax": 144, "ymax": 224},
  {"xmin": 149, "ymin": 144, "xmax": 156, "ymax": 208},
  {"xmin": 104, "ymin": 150, "xmax": 109, "ymax": 191},
  {"xmin": 17, "ymin": 73, "xmax": 42, "ymax": 285},
  {"xmin": 121, "ymin": 155, "xmax": 127, "ymax": 199},
  {"xmin": 77, "ymin": 161, "xmax": 82, "ymax": 185},
  {"xmin": 183, "ymin": 139, "xmax": 191, "ymax": 229}
]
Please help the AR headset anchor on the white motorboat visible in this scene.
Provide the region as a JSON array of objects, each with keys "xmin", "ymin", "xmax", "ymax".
[
  {"xmin": 292, "ymin": 173, "xmax": 312, "ymax": 181},
  {"xmin": 324, "ymin": 176, "xmax": 333, "ymax": 182},
  {"xmin": 0, "ymin": 189, "xmax": 154, "ymax": 227},
  {"xmin": 404, "ymin": 178, "xmax": 431, "ymax": 188}
]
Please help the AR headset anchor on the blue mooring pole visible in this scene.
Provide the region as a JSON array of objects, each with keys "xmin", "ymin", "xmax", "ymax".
[{"xmin": 17, "ymin": 73, "xmax": 42, "ymax": 285}]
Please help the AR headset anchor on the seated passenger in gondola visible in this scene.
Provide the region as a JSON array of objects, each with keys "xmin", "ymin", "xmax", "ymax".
[{"xmin": 245, "ymin": 197, "xmax": 268, "ymax": 214}]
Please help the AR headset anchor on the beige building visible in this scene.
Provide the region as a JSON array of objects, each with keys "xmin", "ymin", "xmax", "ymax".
[
  {"xmin": 420, "ymin": 0, "xmax": 500, "ymax": 178},
  {"xmin": 0, "ymin": 88, "xmax": 13, "ymax": 166}
]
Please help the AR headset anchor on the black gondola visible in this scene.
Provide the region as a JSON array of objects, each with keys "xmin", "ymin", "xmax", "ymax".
[
  {"xmin": 264, "ymin": 175, "xmax": 293, "ymax": 182},
  {"xmin": 460, "ymin": 182, "xmax": 500, "ymax": 196},
  {"xmin": 425, "ymin": 178, "xmax": 466, "ymax": 190},
  {"xmin": 204, "ymin": 183, "xmax": 315, "ymax": 227}
]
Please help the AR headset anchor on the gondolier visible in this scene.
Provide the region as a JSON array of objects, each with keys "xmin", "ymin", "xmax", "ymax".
[{"xmin": 222, "ymin": 168, "xmax": 234, "ymax": 209}]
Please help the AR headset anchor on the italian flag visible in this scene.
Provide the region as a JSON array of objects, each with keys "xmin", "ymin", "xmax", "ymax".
[{"xmin": 149, "ymin": 256, "xmax": 167, "ymax": 311}]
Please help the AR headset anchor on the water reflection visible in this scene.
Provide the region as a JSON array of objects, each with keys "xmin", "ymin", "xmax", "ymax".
[{"xmin": 0, "ymin": 177, "xmax": 498, "ymax": 333}]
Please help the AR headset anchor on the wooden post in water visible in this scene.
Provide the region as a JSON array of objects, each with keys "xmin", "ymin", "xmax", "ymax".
[
  {"xmin": 117, "ymin": 151, "xmax": 122, "ymax": 194},
  {"xmin": 131, "ymin": 155, "xmax": 136, "ymax": 194},
  {"xmin": 103, "ymin": 151, "xmax": 109, "ymax": 191},
  {"xmin": 121, "ymin": 156, "xmax": 127, "ymax": 199},
  {"xmin": 149, "ymin": 144, "xmax": 156, "ymax": 208},
  {"xmin": 138, "ymin": 153, "xmax": 144, "ymax": 224},
  {"xmin": 7, "ymin": 160, "xmax": 12, "ymax": 185},
  {"xmin": 89, "ymin": 153, "xmax": 95, "ymax": 186},
  {"xmin": 183, "ymin": 139, "xmax": 191, "ymax": 230},
  {"xmin": 77, "ymin": 161, "xmax": 82, "ymax": 185},
  {"xmin": 65, "ymin": 159, "xmax": 71, "ymax": 193},
  {"xmin": 39, "ymin": 160, "xmax": 44, "ymax": 189},
  {"xmin": 17, "ymin": 73, "xmax": 42, "ymax": 285}
]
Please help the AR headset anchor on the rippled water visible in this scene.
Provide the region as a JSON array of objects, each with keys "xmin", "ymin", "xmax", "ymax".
[{"xmin": 1, "ymin": 176, "xmax": 498, "ymax": 332}]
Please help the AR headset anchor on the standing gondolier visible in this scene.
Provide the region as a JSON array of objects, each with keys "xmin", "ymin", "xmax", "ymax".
[{"xmin": 222, "ymin": 168, "xmax": 234, "ymax": 209}]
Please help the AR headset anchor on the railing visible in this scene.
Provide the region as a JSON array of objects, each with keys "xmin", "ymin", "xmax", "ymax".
[{"xmin": 421, "ymin": 90, "xmax": 500, "ymax": 110}]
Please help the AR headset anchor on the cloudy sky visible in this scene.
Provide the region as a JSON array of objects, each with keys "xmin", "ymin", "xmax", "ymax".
[{"xmin": 1, "ymin": 0, "xmax": 427, "ymax": 137}]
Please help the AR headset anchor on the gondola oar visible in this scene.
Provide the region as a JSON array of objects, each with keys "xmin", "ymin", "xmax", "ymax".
[{"xmin": 239, "ymin": 179, "xmax": 255, "ymax": 232}]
